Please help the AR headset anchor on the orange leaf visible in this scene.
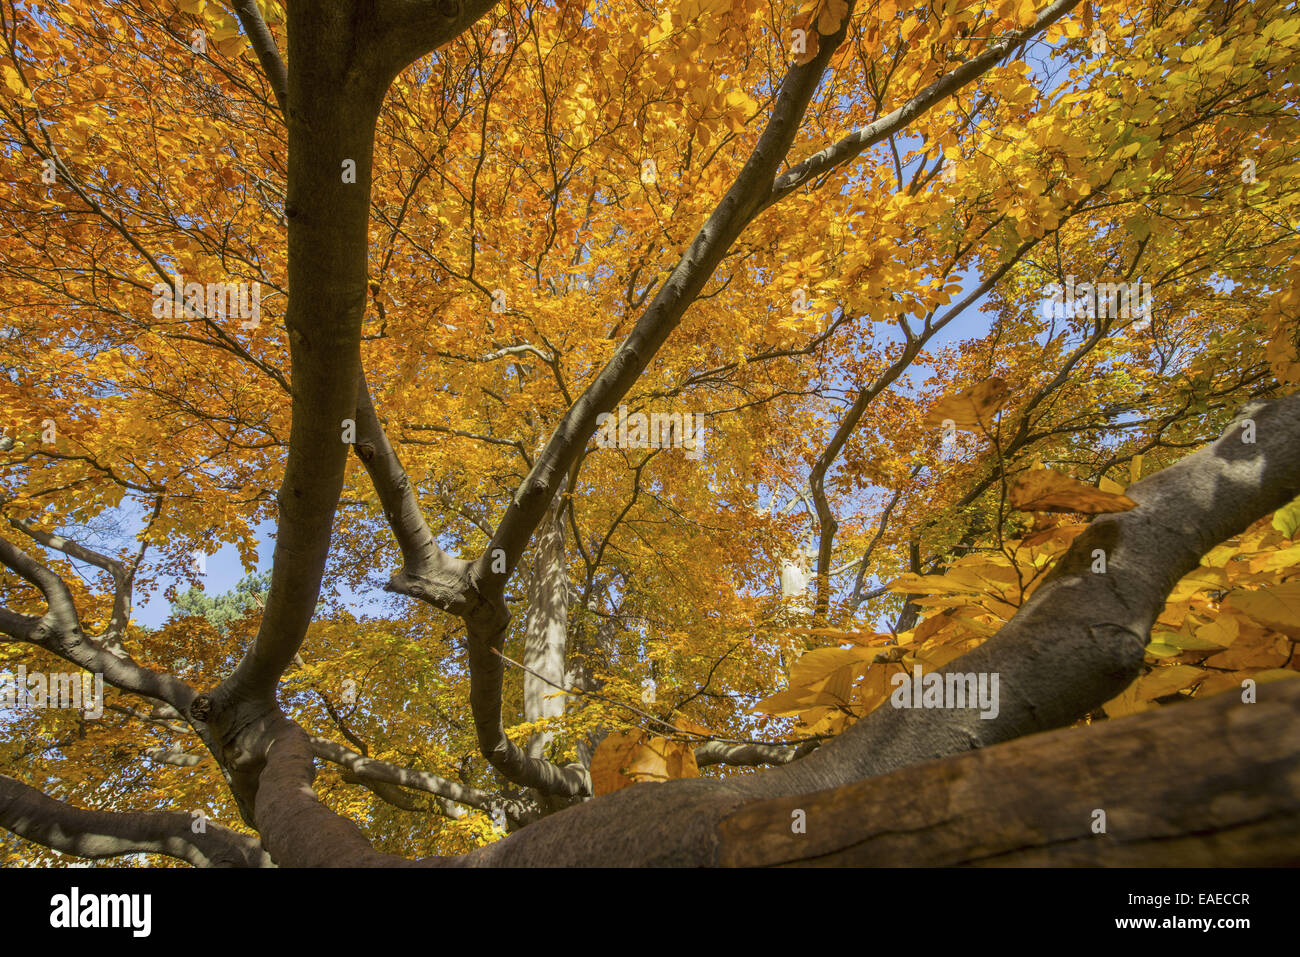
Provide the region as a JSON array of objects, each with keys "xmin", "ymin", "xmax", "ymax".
[
  {"xmin": 1008, "ymin": 469, "xmax": 1138, "ymax": 514},
  {"xmin": 589, "ymin": 732, "xmax": 699, "ymax": 795},
  {"xmin": 924, "ymin": 377, "xmax": 1012, "ymax": 430},
  {"xmin": 817, "ymin": 0, "xmax": 849, "ymax": 35}
]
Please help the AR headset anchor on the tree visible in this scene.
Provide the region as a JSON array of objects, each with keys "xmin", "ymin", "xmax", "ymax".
[
  {"xmin": 1, "ymin": 0, "xmax": 1299, "ymax": 866},
  {"xmin": 171, "ymin": 572, "xmax": 270, "ymax": 633}
]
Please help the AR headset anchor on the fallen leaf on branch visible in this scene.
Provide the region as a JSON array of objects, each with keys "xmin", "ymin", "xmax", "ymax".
[
  {"xmin": 1008, "ymin": 468, "xmax": 1138, "ymax": 514},
  {"xmin": 590, "ymin": 732, "xmax": 699, "ymax": 795}
]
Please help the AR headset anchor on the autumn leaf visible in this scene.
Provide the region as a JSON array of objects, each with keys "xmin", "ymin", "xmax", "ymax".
[
  {"xmin": 791, "ymin": 6, "xmax": 821, "ymax": 65},
  {"xmin": 924, "ymin": 377, "xmax": 1012, "ymax": 430},
  {"xmin": 1019, "ymin": 522, "xmax": 1088, "ymax": 549},
  {"xmin": 1008, "ymin": 469, "xmax": 1138, "ymax": 514},
  {"xmin": 1129, "ymin": 453, "xmax": 1145, "ymax": 486},
  {"xmin": 817, "ymin": 0, "xmax": 849, "ymax": 35},
  {"xmin": 1104, "ymin": 664, "xmax": 1204, "ymax": 717},
  {"xmin": 1099, "ymin": 475, "xmax": 1126, "ymax": 495},
  {"xmin": 1224, "ymin": 582, "xmax": 1300, "ymax": 638},
  {"xmin": 1272, "ymin": 494, "xmax": 1300, "ymax": 539},
  {"xmin": 590, "ymin": 732, "xmax": 699, "ymax": 796}
]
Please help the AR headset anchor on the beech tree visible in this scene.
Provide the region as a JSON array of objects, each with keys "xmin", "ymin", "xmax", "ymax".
[{"xmin": 1, "ymin": 0, "xmax": 1299, "ymax": 867}]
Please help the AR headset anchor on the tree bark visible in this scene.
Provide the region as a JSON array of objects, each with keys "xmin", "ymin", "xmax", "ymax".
[
  {"xmin": 523, "ymin": 480, "xmax": 570, "ymax": 760},
  {"xmin": 459, "ymin": 675, "xmax": 1300, "ymax": 866},
  {"xmin": 716, "ymin": 677, "xmax": 1300, "ymax": 866},
  {"xmin": 0, "ymin": 774, "xmax": 272, "ymax": 868}
]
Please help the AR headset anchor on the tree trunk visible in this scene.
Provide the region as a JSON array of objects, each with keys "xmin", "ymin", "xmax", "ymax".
[{"xmin": 523, "ymin": 479, "xmax": 569, "ymax": 760}]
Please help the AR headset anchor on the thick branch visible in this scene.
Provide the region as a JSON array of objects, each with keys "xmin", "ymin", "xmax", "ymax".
[
  {"xmin": 452, "ymin": 393, "xmax": 1300, "ymax": 865},
  {"xmin": 0, "ymin": 536, "xmax": 195, "ymax": 712},
  {"xmin": 214, "ymin": 0, "xmax": 505, "ymax": 710},
  {"xmin": 717, "ymin": 677, "xmax": 1300, "ymax": 866},
  {"xmin": 0, "ymin": 773, "xmax": 271, "ymax": 867},
  {"xmin": 252, "ymin": 716, "xmax": 415, "ymax": 866},
  {"xmin": 694, "ymin": 742, "xmax": 797, "ymax": 768}
]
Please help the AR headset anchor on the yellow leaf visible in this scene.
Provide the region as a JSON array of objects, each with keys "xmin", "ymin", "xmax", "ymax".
[
  {"xmin": 1148, "ymin": 623, "xmax": 1225, "ymax": 653},
  {"xmin": 788, "ymin": 646, "xmax": 871, "ymax": 686},
  {"xmin": 752, "ymin": 687, "xmax": 816, "ymax": 716},
  {"xmin": 1248, "ymin": 669, "xmax": 1300, "ymax": 685},
  {"xmin": 791, "ymin": 20, "xmax": 820, "ymax": 65},
  {"xmin": 1102, "ymin": 682, "xmax": 1147, "ymax": 718},
  {"xmin": 1271, "ymin": 494, "xmax": 1300, "ymax": 539},
  {"xmin": 1137, "ymin": 664, "xmax": 1205, "ymax": 700},
  {"xmin": 1166, "ymin": 565, "xmax": 1229, "ymax": 603},
  {"xmin": 673, "ymin": 718, "xmax": 712, "ymax": 737},
  {"xmin": 1250, "ymin": 542, "xmax": 1300, "ymax": 575},
  {"xmin": 1225, "ymin": 582, "xmax": 1300, "ymax": 638},
  {"xmin": 1129, "ymin": 453, "xmax": 1144, "ymax": 485},
  {"xmin": 886, "ymin": 571, "xmax": 982, "ymax": 596},
  {"xmin": 2, "ymin": 65, "xmax": 23, "ymax": 95},
  {"xmin": 1204, "ymin": 627, "xmax": 1292, "ymax": 670},
  {"xmin": 1144, "ymin": 637, "xmax": 1182, "ymax": 658},
  {"xmin": 590, "ymin": 732, "xmax": 642, "ymax": 795},
  {"xmin": 853, "ymin": 662, "xmax": 903, "ymax": 714},
  {"xmin": 1194, "ymin": 615, "xmax": 1239, "ymax": 649},
  {"xmin": 1019, "ymin": 522, "xmax": 1088, "ymax": 550}
]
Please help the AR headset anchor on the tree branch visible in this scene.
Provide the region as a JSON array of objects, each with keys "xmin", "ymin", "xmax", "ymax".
[
  {"xmin": 0, "ymin": 535, "xmax": 195, "ymax": 712},
  {"xmin": 0, "ymin": 773, "xmax": 272, "ymax": 867},
  {"xmin": 310, "ymin": 735, "xmax": 534, "ymax": 826},
  {"xmin": 760, "ymin": 0, "xmax": 1082, "ymax": 211},
  {"xmin": 231, "ymin": 0, "xmax": 288, "ymax": 113},
  {"xmin": 717, "ymin": 676, "xmax": 1300, "ymax": 865},
  {"xmin": 748, "ymin": 393, "xmax": 1300, "ymax": 797}
]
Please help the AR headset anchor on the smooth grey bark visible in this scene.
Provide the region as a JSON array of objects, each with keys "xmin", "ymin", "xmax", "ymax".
[
  {"xmin": 452, "ymin": 677, "xmax": 1300, "ymax": 866},
  {"xmin": 0, "ymin": 774, "xmax": 272, "ymax": 868},
  {"xmin": 694, "ymin": 742, "xmax": 796, "ymax": 768},
  {"xmin": 522, "ymin": 479, "xmax": 570, "ymax": 761},
  {"xmin": 714, "ymin": 676, "xmax": 1300, "ymax": 867},
  {"xmin": 310, "ymin": 736, "xmax": 536, "ymax": 827}
]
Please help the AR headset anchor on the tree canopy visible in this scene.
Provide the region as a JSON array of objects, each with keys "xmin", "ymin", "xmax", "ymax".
[{"xmin": 1, "ymin": 0, "xmax": 1299, "ymax": 867}]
